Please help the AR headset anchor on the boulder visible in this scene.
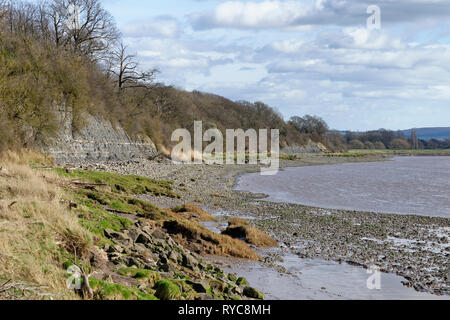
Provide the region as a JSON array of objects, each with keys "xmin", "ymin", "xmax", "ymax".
[{"xmin": 243, "ymin": 287, "xmax": 264, "ymax": 300}]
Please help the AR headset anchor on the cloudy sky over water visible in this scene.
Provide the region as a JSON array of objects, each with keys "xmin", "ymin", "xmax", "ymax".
[{"xmin": 101, "ymin": 0, "xmax": 450, "ymax": 131}]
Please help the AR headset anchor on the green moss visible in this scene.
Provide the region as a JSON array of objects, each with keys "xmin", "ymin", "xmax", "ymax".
[
  {"xmin": 243, "ymin": 287, "xmax": 264, "ymax": 299},
  {"xmin": 227, "ymin": 273, "xmax": 237, "ymax": 282},
  {"xmin": 236, "ymin": 277, "xmax": 248, "ymax": 286},
  {"xmin": 172, "ymin": 280, "xmax": 198, "ymax": 300},
  {"xmin": 154, "ymin": 279, "xmax": 182, "ymax": 300},
  {"xmin": 55, "ymin": 169, "xmax": 179, "ymax": 198},
  {"xmin": 89, "ymin": 278, "xmax": 158, "ymax": 300},
  {"xmin": 118, "ymin": 268, "xmax": 162, "ymax": 286}
]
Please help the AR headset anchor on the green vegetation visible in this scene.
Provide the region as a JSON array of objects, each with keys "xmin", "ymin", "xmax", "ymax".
[
  {"xmin": 325, "ymin": 152, "xmax": 368, "ymax": 158},
  {"xmin": 118, "ymin": 268, "xmax": 162, "ymax": 286},
  {"xmin": 154, "ymin": 279, "xmax": 182, "ymax": 300},
  {"xmin": 55, "ymin": 169, "xmax": 175, "ymax": 243},
  {"xmin": 280, "ymin": 154, "xmax": 298, "ymax": 160},
  {"xmin": 243, "ymin": 286, "xmax": 264, "ymax": 299},
  {"xmin": 55, "ymin": 169, "xmax": 178, "ymax": 198},
  {"xmin": 90, "ymin": 278, "xmax": 158, "ymax": 300},
  {"xmin": 0, "ymin": 1, "xmax": 348, "ymax": 154},
  {"xmin": 236, "ymin": 277, "xmax": 248, "ymax": 286},
  {"xmin": 342, "ymin": 129, "xmax": 450, "ymax": 152}
]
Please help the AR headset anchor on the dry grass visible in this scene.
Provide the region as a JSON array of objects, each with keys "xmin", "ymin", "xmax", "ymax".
[
  {"xmin": 0, "ymin": 150, "xmax": 92, "ymax": 299},
  {"xmin": 163, "ymin": 213, "xmax": 259, "ymax": 260},
  {"xmin": 228, "ymin": 218, "xmax": 250, "ymax": 226},
  {"xmin": 171, "ymin": 204, "xmax": 218, "ymax": 222},
  {"xmin": 223, "ymin": 218, "xmax": 278, "ymax": 248}
]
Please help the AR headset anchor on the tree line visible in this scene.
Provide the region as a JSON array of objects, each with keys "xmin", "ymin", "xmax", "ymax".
[
  {"xmin": 340, "ymin": 129, "xmax": 450, "ymax": 150},
  {"xmin": 0, "ymin": 0, "xmax": 345, "ymax": 153}
]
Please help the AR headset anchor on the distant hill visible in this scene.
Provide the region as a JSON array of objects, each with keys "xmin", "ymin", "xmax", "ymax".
[
  {"xmin": 400, "ymin": 128, "xmax": 450, "ymax": 140},
  {"xmin": 337, "ymin": 127, "xmax": 450, "ymax": 141}
]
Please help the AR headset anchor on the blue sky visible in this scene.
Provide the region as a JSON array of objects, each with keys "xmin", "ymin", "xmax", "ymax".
[{"xmin": 99, "ymin": 0, "xmax": 450, "ymax": 131}]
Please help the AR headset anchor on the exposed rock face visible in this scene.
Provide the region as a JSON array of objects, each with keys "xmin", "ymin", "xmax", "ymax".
[{"xmin": 42, "ymin": 107, "xmax": 157, "ymax": 164}]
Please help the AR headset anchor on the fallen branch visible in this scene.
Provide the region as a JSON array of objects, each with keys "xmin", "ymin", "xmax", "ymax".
[
  {"xmin": 8, "ymin": 201, "xmax": 17, "ymax": 209},
  {"xmin": 0, "ymin": 279, "xmax": 11, "ymax": 293}
]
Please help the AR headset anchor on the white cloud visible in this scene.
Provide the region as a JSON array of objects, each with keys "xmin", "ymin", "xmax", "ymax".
[
  {"xmin": 191, "ymin": 0, "xmax": 450, "ymax": 30},
  {"xmin": 123, "ymin": 16, "xmax": 180, "ymax": 38}
]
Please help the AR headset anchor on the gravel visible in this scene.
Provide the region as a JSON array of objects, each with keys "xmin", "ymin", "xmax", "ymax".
[{"xmin": 73, "ymin": 154, "xmax": 450, "ymax": 296}]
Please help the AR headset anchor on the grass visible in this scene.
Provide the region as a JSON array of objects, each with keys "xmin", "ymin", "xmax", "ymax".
[
  {"xmin": 163, "ymin": 217, "xmax": 260, "ymax": 260},
  {"xmin": 0, "ymin": 150, "xmax": 93, "ymax": 299},
  {"xmin": 154, "ymin": 279, "xmax": 182, "ymax": 300},
  {"xmin": 118, "ymin": 268, "xmax": 162, "ymax": 287},
  {"xmin": 328, "ymin": 149, "xmax": 450, "ymax": 157},
  {"xmin": 55, "ymin": 168, "xmax": 180, "ymax": 198},
  {"xmin": 222, "ymin": 218, "xmax": 278, "ymax": 248},
  {"xmin": 58, "ymin": 168, "xmax": 260, "ymax": 260},
  {"xmin": 90, "ymin": 278, "xmax": 158, "ymax": 300},
  {"xmin": 279, "ymin": 154, "xmax": 297, "ymax": 161},
  {"xmin": 324, "ymin": 152, "xmax": 368, "ymax": 158},
  {"xmin": 0, "ymin": 150, "xmax": 264, "ymax": 300},
  {"xmin": 172, "ymin": 204, "xmax": 218, "ymax": 222}
]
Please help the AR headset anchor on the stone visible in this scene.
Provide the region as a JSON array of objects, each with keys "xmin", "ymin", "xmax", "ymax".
[
  {"xmin": 196, "ymin": 294, "xmax": 214, "ymax": 300},
  {"xmin": 168, "ymin": 251, "xmax": 182, "ymax": 263},
  {"xmin": 135, "ymin": 233, "xmax": 152, "ymax": 245},
  {"xmin": 152, "ymin": 229, "xmax": 167, "ymax": 240},
  {"xmin": 186, "ymin": 280, "xmax": 210, "ymax": 294},
  {"xmin": 41, "ymin": 107, "xmax": 157, "ymax": 164},
  {"xmin": 104, "ymin": 229, "xmax": 129, "ymax": 241},
  {"xmin": 243, "ymin": 287, "xmax": 264, "ymax": 299},
  {"xmin": 182, "ymin": 253, "xmax": 198, "ymax": 269}
]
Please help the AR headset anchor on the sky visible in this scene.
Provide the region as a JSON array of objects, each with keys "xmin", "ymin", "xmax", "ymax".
[{"xmin": 99, "ymin": 0, "xmax": 450, "ymax": 131}]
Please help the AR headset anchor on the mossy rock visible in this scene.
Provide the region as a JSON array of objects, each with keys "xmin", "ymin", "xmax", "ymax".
[
  {"xmin": 243, "ymin": 287, "xmax": 264, "ymax": 300},
  {"xmin": 89, "ymin": 278, "xmax": 158, "ymax": 300},
  {"xmin": 118, "ymin": 268, "xmax": 162, "ymax": 286},
  {"xmin": 227, "ymin": 273, "xmax": 237, "ymax": 282},
  {"xmin": 55, "ymin": 169, "xmax": 179, "ymax": 198},
  {"xmin": 236, "ymin": 277, "xmax": 248, "ymax": 286},
  {"xmin": 154, "ymin": 279, "xmax": 182, "ymax": 300}
]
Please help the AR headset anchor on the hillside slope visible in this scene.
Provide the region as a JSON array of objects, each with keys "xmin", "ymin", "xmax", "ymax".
[{"xmin": 401, "ymin": 127, "xmax": 450, "ymax": 140}]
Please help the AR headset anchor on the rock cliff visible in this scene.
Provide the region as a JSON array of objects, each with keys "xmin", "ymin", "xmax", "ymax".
[{"xmin": 42, "ymin": 107, "xmax": 157, "ymax": 164}]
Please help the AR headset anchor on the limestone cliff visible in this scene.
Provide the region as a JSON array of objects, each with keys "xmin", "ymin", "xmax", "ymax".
[{"xmin": 42, "ymin": 107, "xmax": 157, "ymax": 164}]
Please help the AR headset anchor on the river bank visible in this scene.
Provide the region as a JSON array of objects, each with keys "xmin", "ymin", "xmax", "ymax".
[{"xmin": 75, "ymin": 154, "xmax": 450, "ymax": 297}]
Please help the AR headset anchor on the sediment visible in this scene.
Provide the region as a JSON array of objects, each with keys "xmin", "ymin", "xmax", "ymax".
[{"xmin": 75, "ymin": 154, "xmax": 449, "ymax": 296}]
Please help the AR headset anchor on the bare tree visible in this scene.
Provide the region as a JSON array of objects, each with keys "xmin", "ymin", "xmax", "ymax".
[
  {"xmin": 47, "ymin": 0, "xmax": 65, "ymax": 47},
  {"xmin": 109, "ymin": 42, "xmax": 159, "ymax": 90},
  {"xmin": 46, "ymin": 0, "xmax": 119, "ymax": 56},
  {"xmin": 410, "ymin": 129, "xmax": 419, "ymax": 150}
]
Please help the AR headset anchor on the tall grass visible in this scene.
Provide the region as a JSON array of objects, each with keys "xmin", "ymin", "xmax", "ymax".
[{"xmin": 0, "ymin": 150, "xmax": 92, "ymax": 299}]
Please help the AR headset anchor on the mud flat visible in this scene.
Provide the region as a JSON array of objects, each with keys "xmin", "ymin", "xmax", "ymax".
[{"xmin": 84, "ymin": 154, "xmax": 450, "ymax": 298}]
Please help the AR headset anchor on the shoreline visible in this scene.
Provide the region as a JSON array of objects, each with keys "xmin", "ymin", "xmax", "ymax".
[{"xmin": 77, "ymin": 154, "xmax": 450, "ymax": 297}]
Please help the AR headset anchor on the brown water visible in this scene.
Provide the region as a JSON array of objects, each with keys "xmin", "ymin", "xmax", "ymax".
[{"xmin": 236, "ymin": 156, "xmax": 450, "ymax": 217}]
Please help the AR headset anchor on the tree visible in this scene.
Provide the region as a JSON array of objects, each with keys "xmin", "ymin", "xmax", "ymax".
[
  {"xmin": 349, "ymin": 139, "xmax": 365, "ymax": 149},
  {"xmin": 410, "ymin": 129, "xmax": 419, "ymax": 150},
  {"xmin": 389, "ymin": 138, "xmax": 411, "ymax": 150},
  {"xmin": 108, "ymin": 42, "xmax": 159, "ymax": 91},
  {"xmin": 374, "ymin": 141, "xmax": 386, "ymax": 149},
  {"xmin": 364, "ymin": 141, "xmax": 375, "ymax": 149},
  {"xmin": 49, "ymin": 0, "xmax": 119, "ymax": 56},
  {"xmin": 289, "ymin": 115, "xmax": 329, "ymax": 137}
]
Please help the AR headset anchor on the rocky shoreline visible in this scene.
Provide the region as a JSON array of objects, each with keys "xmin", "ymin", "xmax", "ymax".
[{"xmin": 70, "ymin": 154, "xmax": 450, "ymax": 297}]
